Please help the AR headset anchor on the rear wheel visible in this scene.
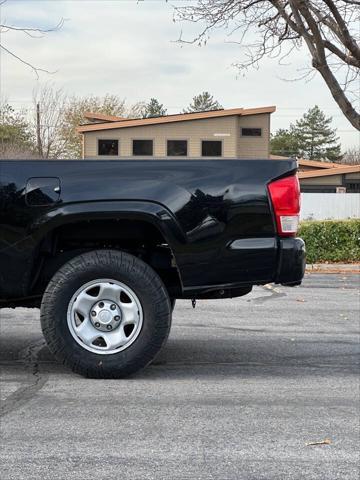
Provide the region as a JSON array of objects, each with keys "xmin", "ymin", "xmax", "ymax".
[{"xmin": 40, "ymin": 250, "xmax": 171, "ymax": 378}]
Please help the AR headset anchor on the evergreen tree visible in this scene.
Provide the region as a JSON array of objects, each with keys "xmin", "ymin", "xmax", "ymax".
[
  {"xmin": 270, "ymin": 128, "xmax": 300, "ymax": 157},
  {"xmin": 183, "ymin": 92, "xmax": 223, "ymax": 113},
  {"xmin": 142, "ymin": 98, "xmax": 167, "ymax": 118},
  {"xmin": 293, "ymin": 106, "xmax": 341, "ymax": 161},
  {"xmin": 271, "ymin": 106, "xmax": 341, "ymax": 161}
]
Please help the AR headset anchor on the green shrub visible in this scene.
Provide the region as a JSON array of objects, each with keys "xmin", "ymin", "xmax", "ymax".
[{"xmin": 299, "ymin": 219, "xmax": 360, "ymax": 263}]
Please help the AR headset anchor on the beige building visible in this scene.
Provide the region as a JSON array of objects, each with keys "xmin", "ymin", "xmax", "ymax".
[{"xmin": 78, "ymin": 106, "xmax": 276, "ymax": 160}]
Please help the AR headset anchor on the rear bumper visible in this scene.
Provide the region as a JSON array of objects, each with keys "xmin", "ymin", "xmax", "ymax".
[
  {"xmin": 180, "ymin": 236, "xmax": 306, "ymax": 298},
  {"xmin": 276, "ymin": 237, "xmax": 306, "ymax": 286}
]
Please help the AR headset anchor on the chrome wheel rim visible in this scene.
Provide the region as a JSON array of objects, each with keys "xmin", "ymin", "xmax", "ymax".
[{"xmin": 67, "ymin": 279, "xmax": 143, "ymax": 355}]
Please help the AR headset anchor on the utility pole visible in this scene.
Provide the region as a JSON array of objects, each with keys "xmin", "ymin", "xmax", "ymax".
[{"xmin": 36, "ymin": 102, "xmax": 43, "ymax": 158}]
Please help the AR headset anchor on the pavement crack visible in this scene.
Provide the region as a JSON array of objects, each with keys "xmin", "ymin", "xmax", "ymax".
[{"xmin": 0, "ymin": 338, "xmax": 48, "ymax": 418}]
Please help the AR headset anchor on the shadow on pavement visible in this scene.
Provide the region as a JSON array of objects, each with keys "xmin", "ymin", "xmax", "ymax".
[{"xmin": 0, "ymin": 330, "xmax": 358, "ymax": 380}]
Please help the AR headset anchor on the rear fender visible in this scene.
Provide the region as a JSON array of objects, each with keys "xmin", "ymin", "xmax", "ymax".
[{"xmin": 1, "ymin": 201, "xmax": 185, "ymax": 299}]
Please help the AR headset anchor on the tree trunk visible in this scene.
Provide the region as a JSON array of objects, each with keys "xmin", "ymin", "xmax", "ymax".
[
  {"xmin": 36, "ymin": 103, "xmax": 44, "ymax": 158},
  {"xmin": 316, "ymin": 63, "xmax": 360, "ymax": 131}
]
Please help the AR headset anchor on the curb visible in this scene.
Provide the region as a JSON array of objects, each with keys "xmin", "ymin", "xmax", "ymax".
[{"xmin": 306, "ymin": 263, "xmax": 360, "ymax": 274}]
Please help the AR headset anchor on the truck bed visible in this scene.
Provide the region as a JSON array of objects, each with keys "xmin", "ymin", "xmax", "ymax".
[{"xmin": 0, "ymin": 159, "xmax": 304, "ymax": 303}]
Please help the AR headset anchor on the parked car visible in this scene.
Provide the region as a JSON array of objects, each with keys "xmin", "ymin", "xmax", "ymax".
[{"xmin": 0, "ymin": 159, "xmax": 305, "ymax": 378}]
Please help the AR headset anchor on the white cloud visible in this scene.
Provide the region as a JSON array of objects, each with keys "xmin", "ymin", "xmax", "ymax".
[{"xmin": 1, "ymin": 0, "xmax": 358, "ymax": 149}]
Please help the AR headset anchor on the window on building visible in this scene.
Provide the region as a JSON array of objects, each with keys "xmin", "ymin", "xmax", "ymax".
[
  {"xmin": 346, "ymin": 182, "xmax": 360, "ymax": 193},
  {"xmin": 202, "ymin": 140, "xmax": 222, "ymax": 157},
  {"xmin": 98, "ymin": 139, "xmax": 119, "ymax": 156},
  {"xmin": 241, "ymin": 128, "xmax": 262, "ymax": 137},
  {"xmin": 133, "ymin": 140, "xmax": 153, "ymax": 156},
  {"xmin": 301, "ymin": 186, "xmax": 336, "ymax": 193},
  {"xmin": 167, "ymin": 140, "xmax": 188, "ymax": 156}
]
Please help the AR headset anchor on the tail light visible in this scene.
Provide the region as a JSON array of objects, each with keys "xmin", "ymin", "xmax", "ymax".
[{"xmin": 268, "ymin": 175, "xmax": 300, "ymax": 237}]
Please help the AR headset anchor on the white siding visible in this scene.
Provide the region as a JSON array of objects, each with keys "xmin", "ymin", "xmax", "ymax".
[{"xmin": 301, "ymin": 193, "xmax": 360, "ymax": 220}]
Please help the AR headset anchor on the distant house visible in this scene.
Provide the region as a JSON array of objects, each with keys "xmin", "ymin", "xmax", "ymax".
[
  {"xmin": 78, "ymin": 106, "xmax": 276, "ymax": 160},
  {"xmin": 298, "ymin": 164, "xmax": 360, "ymax": 193},
  {"xmin": 270, "ymin": 155, "xmax": 360, "ymax": 193}
]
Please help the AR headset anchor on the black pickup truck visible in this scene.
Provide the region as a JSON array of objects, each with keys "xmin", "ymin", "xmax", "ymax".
[{"xmin": 0, "ymin": 159, "xmax": 305, "ymax": 378}]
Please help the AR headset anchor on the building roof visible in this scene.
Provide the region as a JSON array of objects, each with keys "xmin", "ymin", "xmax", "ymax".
[
  {"xmin": 84, "ymin": 112, "xmax": 126, "ymax": 123},
  {"xmin": 298, "ymin": 158, "xmax": 341, "ymax": 169},
  {"xmin": 270, "ymin": 155, "xmax": 341, "ymax": 169},
  {"xmin": 269, "ymin": 154, "xmax": 290, "ymax": 160},
  {"xmin": 78, "ymin": 106, "xmax": 276, "ymax": 133},
  {"xmin": 298, "ymin": 164, "xmax": 360, "ymax": 179}
]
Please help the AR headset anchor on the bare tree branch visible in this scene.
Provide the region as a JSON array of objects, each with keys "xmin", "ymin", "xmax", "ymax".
[
  {"xmin": 0, "ymin": 44, "xmax": 56, "ymax": 79},
  {"xmin": 323, "ymin": 0, "xmax": 360, "ymax": 58},
  {"xmin": 0, "ymin": 1, "xmax": 64, "ymax": 77},
  {"xmin": 174, "ymin": 0, "xmax": 360, "ymax": 130},
  {"xmin": 0, "ymin": 18, "xmax": 65, "ymax": 38},
  {"xmin": 33, "ymin": 84, "xmax": 68, "ymax": 158}
]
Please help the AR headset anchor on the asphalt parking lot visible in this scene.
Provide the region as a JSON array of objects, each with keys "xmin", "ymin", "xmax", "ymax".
[{"xmin": 0, "ymin": 273, "xmax": 359, "ymax": 480}]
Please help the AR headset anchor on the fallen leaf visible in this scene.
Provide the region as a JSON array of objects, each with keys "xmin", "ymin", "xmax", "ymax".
[
  {"xmin": 296, "ymin": 298, "xmax": 306, "ymax": 302},
  {"xmin": 305, "ymin": 439, "xmax": 331, "ymax": 446}
]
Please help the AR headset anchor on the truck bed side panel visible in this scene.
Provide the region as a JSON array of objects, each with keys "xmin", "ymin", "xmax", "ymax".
[{"xmin": 0, "ymin": 159, "xmax": 297, "ymax": 298}]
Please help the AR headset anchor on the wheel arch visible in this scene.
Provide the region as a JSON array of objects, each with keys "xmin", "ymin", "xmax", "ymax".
[
  {"xmin": 30, "ymin": 200, "xmax": 186, "ymax": 247},
  {"xmin": 28, "ymin": 200, "xmax": 185, "ymax": 298}
]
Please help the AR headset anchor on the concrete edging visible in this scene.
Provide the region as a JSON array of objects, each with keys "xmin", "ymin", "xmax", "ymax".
[{"xmin": 306, "ymin": 263, "xmax": 360, "ymax": 273}]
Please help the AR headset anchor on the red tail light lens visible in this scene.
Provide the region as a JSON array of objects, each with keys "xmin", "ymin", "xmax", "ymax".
[{"xmin": 268, "ymin": 175, "xmax": 300, "ymax": 237}]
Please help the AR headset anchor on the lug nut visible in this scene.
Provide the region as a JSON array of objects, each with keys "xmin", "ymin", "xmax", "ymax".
[
  {"xmin": 114, "ymin": 316, "xmax": 120, "ymax": 321},
  {"xmin": 107, "ymin": 325, "xmax": 113, "ymax": 330},
  {"xmin": 91, "ymin": 311, "xmax": 97, "ymax": 317},
  {"xmin": 110, "ymin": 304, "xmax": 116, "ymax": 311},
  {"xmin": 95, "ymin": 322, "xmax": 100, "ymax": 328},
  {"xmin": 99, "ymin": 302, "xmax": 104, "ymax": 308}
]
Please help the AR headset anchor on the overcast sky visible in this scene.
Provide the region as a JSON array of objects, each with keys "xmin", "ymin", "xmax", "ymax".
[{"xmin": 1, "ymin": 0, "xmax": 358, "ymax": 150}]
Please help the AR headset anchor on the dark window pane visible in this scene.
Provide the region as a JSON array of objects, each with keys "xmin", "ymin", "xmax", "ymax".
[
  {"xmin": 202, "ymin": 141, "xmax": 222, "ymax": 157},
  {"xmin": 167, "ymin": 140, "xmax": 188, "ymax": 156},
  {"xmin": 133, "ymin": 140, "xmax": 153, "ymax": 156},
  {"xmin": 346, "ymin": 182, "xmax": 360, "ymax": 193},
  {"xmin": 241, "ymin": 128, "xmax": 262, "ymax": 137},
  {"xmin": 98, "ymin": 139, "xmax": 119, "ymax": 156},
  {"xmin": 301, "ymin": 187, "xmax": 336, "ymax": 193}
]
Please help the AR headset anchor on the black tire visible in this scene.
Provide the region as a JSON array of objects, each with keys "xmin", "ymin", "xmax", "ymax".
[
  {"xmin": 170, "ymin": 298, "xmax": 176, "ymax": 312},
  {"xmin": 40, "ymin": 250, "xmax": 171, "ymax": 379}
]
